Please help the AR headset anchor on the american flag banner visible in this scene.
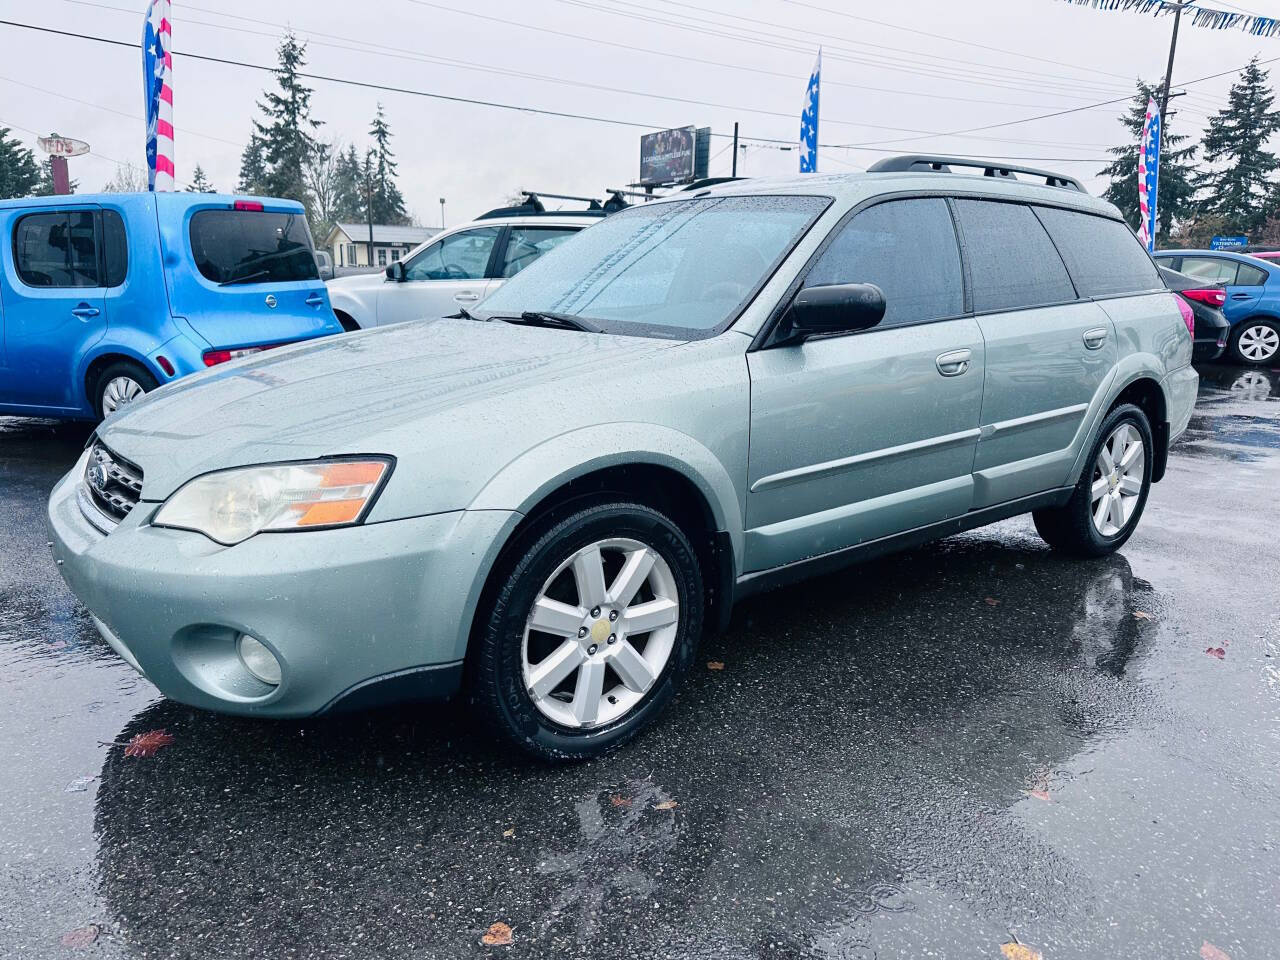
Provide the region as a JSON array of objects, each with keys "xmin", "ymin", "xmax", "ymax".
[
  {"xmin": 799, "ymin": 50, "xmax": 820, "ymax": 173},
  {"xmin": 143, "ymin": 0, "xmax": 173, "ymax": 191},
  {"xmin": 1137, "ymin": 97, "xmax": 1161, "ymax": 252}
]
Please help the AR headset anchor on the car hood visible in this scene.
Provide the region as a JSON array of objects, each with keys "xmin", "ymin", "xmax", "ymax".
[{"xmin": 98, "ymin": 319, "xmax": 684, "ymax": 500}]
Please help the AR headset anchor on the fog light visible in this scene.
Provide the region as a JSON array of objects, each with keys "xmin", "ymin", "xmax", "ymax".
[{"xmin": 237, "ymin": 634, "xmax": 281, "ymax": 686}]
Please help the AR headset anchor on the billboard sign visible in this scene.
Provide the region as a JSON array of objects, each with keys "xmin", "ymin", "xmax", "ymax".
[
  {"xmin": 1210, "ymin": 235, "xmax": 1248, "ymax": 250},
  {"xmin": 37, "ymin": 135, "xmax": 90, "ymax": 158},
  {"xmin": 640, "ymin": 126, "xmax": 697, "ymax": 186}
]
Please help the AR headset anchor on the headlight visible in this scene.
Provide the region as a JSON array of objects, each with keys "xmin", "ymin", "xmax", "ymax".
[{"xmin": 153, "ymin": 458, "xmax": 392, "ymax": 545}]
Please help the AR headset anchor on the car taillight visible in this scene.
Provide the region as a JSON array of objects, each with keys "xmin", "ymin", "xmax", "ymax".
[
  {"xmin": 1175, "ymin": 297, "xmax": 1195, "ymax": 337},
  {"xmin": 233, "ymin": 200, "xmax": 265, "ymax": 212},
  {"xmin": 202, "ymin": 343, "xmax": 283, "ymax": 367},
  {"xmin": 1181, "ymin": 287, "xmax": 1227, "ymax": 308}
]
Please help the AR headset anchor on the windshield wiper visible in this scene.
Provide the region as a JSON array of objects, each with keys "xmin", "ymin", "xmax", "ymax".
[
  {"xmin": 220, "ymin": 270, "xmax": 270, "ymax": 286},
  {"xmin": 447, "ymin": 305, "xmax": 482, "ymax": 321},
  {"xmin": 497, "ymin": 311, "xmax": 603, "ymax": 333}
]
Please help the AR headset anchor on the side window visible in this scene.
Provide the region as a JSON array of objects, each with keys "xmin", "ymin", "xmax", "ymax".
[
  {"xmin": 501, "ymin": 227, "xmax": 578, "ymax": 278},
  {"xmin": 952, "ymin": 199, "xmax": 1075, "ymax": 313},
  {"xmin": 404, "ymin": 227, "xmax": 500, "ymax": 281},
  {"xmin": 101, "ymin": 209, "xmax": 128, "ymax": 287},
  {"xmin": 1034, "ymin": 207, "xmax": 1162, "ymax": 297},
  {"xmin": 1178, "ymin": 257, "xmax": 1239, "ymax": 286},
  {"xmin": 1236, "ymin": 263, "xmax": 1268, "ymax": 286},
  {"xmin": 13, "ymin": 211, "xmax": 99, "ymax": 288},
  {"xmin": 805, "ymin": 197, "xmax": 963, "ymax": 328}
]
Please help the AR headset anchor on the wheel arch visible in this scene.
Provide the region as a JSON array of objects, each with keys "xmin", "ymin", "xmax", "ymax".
[
  {"xmin": 81, "ymin": 347, "xmax": 159, "ymax": 411},
  {"xmin": 1108, "ymin": 375, "xmax": 1169, "ymax": 482},
  {"xmin": 333, "ymin": 309, "xmax": 361, "ymax": 332}
]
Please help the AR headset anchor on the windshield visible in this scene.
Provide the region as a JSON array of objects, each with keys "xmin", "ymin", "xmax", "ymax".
[
  {"xmin": 477, "ymin": 195, "xmax": 829, "ymax": 338},
  {"xmin": 189, "ymin": 209, "xmax": 319, "ymax": 285}
]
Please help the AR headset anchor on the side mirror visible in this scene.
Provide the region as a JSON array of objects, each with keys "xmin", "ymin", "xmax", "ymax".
[
  {"xmin": 784, "ymin": 283, "xmax": 886, "ymax": 341},
  {"xmin": 386, "ymin": 261, "xmax": 406, "ymax": 282}
]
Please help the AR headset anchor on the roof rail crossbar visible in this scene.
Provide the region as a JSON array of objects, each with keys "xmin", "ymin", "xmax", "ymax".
[
  {"xmin": 866, "ymin": 155, "xmax": 1084, "ymax": 192},
  {"xmin": 476, "ymin": 189, "xmax": 630, "ymax": 220}
]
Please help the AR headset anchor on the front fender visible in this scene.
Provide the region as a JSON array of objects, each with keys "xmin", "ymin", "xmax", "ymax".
[
  {"xmin": 326, "ymin": 281, "xmax": 377, "ymax": 328},
  {"xmin": 467, "ymin": 422, "xmax": 746, "ymax": 570}
]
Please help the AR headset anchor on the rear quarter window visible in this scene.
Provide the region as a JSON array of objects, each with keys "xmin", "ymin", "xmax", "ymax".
[
  {"xmin": 1034, "ymin": 206, "xmax": 1162, "ymax": 298},
  {"xmin": 189, "ymin": 209, "xmax": 318, "ymax": 285}
]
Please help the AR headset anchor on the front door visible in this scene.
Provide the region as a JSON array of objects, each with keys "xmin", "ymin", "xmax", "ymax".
[
  {"xmin": 745, "ymin": 197, "xmax": 985, "ymax": 573},
  {"xmin": 376, "ymin": 226, "xmax": 500, "ymax": 325},
  {"xmin": 0, "ymin": 206, "xmax": 107, "ymax": 411}
]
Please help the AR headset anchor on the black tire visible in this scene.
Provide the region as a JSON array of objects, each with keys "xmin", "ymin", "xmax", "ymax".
[
  {"xmin": 92, "ymin": 360, "xmax": 158, "ymax": 421},
  {"xmin": 1229, "ymin": 319, "xmax": 1280, "ymax": 366},
  {"xmin": 334, "ymin": 311, "xmax": 361, "ymax": 333},
  {"xmin": 473, "ymin": 501, "xmax": 704, "ymax": 761},
  {"xmin": 1033, "ymin": 403, "xmax": 1154, "ymax": 558}
]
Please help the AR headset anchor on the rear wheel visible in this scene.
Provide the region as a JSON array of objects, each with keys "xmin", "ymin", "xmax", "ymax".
[
  {"xmin": 473, "ymin": 501, "xmax": 703, "ymax": 761},
  {"xmin": 1231, "ymin": 320, "xmax": 1280, "ymax": 365},
  {"xmin": 1033, "ymin": 403, "xmax": 1153, "ymax": 558},
  {"xmin": 93, "ymin": 361, "xmax": 157, "ymax": 421}
]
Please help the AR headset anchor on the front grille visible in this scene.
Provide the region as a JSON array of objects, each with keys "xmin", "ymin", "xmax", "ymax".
[{"xmin": 83, "ymin": 441, "xmax": 144, "ymax": 523}]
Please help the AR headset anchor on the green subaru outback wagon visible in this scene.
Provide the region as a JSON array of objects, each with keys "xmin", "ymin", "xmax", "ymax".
[{"xmin": 49, "ymin": 157, "xmax": 1197, "ymax": 759}]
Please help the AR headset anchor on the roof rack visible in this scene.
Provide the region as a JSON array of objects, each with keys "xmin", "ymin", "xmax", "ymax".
[
  {"xmin": 866, "ymin": 155, "xmax": 1084, "ymax": 192},
  {"xmin": 476, "ymin": 190, "xmax": 630, "ymax": 220}
]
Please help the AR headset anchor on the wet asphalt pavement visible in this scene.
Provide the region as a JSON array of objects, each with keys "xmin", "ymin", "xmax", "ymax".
[{"xmin": 2, "ymin": 364, "xmax": 1279, "ymax": 960}]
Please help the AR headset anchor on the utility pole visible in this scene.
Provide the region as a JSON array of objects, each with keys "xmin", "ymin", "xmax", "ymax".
[
  {"xmin": 439, "ymin": 197, "xmax": 446, "ymax": 229},
  {"xmin": 1159, "ymin": 1, "xmax": 1185, "ymax": 143},
  {"xmin": 732, "ymin": 122, "xmax": 739, "ymax": 177},
  {"xmin": 365, "ymin": 165, "xmax": 375, "ymax": 267}
]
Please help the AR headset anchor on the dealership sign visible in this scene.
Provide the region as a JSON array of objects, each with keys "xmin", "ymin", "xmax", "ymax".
[
  {"xmin": 37, "ymin": 135, "xmax": 90, "ymax": 158},
  {"xmin": 1210, "ymin": 235, "xmax": 1248, "ymax": 250}
]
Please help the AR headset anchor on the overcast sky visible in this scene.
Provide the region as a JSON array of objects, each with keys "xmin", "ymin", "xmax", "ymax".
[{"xmin": 5, "ymin": 0, "xmax": 1280, "ymax": 224}]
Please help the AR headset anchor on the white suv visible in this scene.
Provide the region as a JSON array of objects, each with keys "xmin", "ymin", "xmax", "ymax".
[{"xmin": 327, "ymin": 193, "xmax": 618, "ymax": 330}]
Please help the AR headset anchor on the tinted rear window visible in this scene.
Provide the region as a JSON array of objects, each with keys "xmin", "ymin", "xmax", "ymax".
[
  {"xmin": 952, "ymin": 199, "xmax": 1076, "ymax": 313},
  {"xmin": 189, "ymin": 209, "xmax": 318, "ymax": 285},
  {"xmin": 1034, "ymin": 207, "xmax": 1161, "ymax": 298},
  {"xmin": 13, "ymin": 210, "xmax": 98, "ymax": 287},
  {"xmin": 101, "ymin": 209, "xmax": 128, "ymax": 287}
]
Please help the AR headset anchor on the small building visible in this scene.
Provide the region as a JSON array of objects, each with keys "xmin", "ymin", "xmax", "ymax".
[{"xmin": 324, "ymin": 223, "xmax": 439, "ymax": 271}]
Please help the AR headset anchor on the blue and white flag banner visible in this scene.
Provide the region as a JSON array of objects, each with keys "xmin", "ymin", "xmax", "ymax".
[
  {"xmin": 1138, "ymin": 97, "xmax": 1161, "ymax": 251},
  {"xmin": 1058, "ymin": 0, "xmax": 1280, "ymax": 39},
  {"xmin": 800, "ymin": 49, "xmax": 820, "ymax": 173}
]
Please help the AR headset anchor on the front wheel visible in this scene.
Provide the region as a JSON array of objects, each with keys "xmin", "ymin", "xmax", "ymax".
[
  {"xmin": 1231, "ymin": 320, "xmax": 1280, "ymax": 366},
  {"xmin": 473, "ymin": 502, "xmax": 704, "ymax": 761},
  {"xmin": 1033, "ymin": 403, "xmax": 1153, "ymax": 558}
]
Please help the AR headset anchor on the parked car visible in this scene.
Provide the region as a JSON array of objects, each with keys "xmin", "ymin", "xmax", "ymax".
[
  {"xmin": 326, "ymin": 192, "xmax": 625, "ymax": 330},
  {"xmin": 1243, "ymin": 249, "xmax": 1280, "ymax": 263},
  {"xmin": 49, "ymin": 157, "xmax": 1196, "ymax": 760},
  {"xmin": 0, "ymin": 193, "xmax": 341, "ymax": 421},
  {"xmin": 1158, "ymin": 265, "xmax": 1229, "ymax": 362},
  {"xmin": 1153, "ymin": 249, "xmax": 1280, "ymax": 365}
]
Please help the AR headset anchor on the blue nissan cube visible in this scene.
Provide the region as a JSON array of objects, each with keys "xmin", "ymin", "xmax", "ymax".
[{"xmin": 0, "ymin": 192, "xmax": 342, "ymax": 421}]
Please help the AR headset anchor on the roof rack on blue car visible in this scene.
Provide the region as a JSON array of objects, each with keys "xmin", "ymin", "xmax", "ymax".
[
  {"xmin": 477, "ymin": 190, "xmax": 630, "ymax": 220},
  {"xmin": 866, "ymin": 155, "xmax": 1084, "ymax": 193}
]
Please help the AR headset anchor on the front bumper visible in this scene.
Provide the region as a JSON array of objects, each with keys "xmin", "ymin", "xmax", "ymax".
[{"xmin": 47, "ymin": 457, "xmax": 515, "ymax": 717}]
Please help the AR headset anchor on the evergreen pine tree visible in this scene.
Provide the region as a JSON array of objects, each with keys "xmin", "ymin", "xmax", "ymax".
[
  {"xmin": 331, "ymin": 144, "xmax": 366, "ymax": 224},
  {"xmin": 0, "ymin": 127, "xmax": 43, "ymax": 199},
  {"xmin": 251, "ymin": 32, "xmax": 322, "ymax": 216},
  {"xmin": 237, "ymin": 132, "xmax": 269, "ymax": 195},
  {"xmin": 186, "ymin": 164, "xmax": 216, "ymax": 192},
  {"xmin": 1200, "ymin": 57, "xmax": 1280, "ymax": 232},
  {"xmin": 367, "ymin": 104, "xmax": 408, "ymax": 225},
  {"xmin": 1100, "ymin": 81, "xmax": 1199, "ymax": 242}
]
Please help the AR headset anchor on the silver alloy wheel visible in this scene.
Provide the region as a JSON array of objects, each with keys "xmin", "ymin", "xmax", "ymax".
[
  {"xmin": 1237, "ymin": 323, "xmax": 1280, "ymax": 363},
  {"xmin": 521, "ymin": 537, "xmax": 680, "ymax": 730},
  {"xmin": 101, "ymin": 376, "xmax": 145, "ymax": 415},
  {"xmin": 1090, "ymin": 422, "xmax": 1146, "ymax": 538}
]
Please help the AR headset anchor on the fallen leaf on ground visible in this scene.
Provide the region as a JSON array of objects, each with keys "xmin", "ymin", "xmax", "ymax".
[
  {"xmin": 1026, "ymin": 788, "xmax": 1052, "ymax": 802},
  {"xmin": 1000, "ymin": 941, "xmax": 1042, "ymax": 960},
  {"xmin": 654, "ymin": 800, "xmax": 678, "ymax": 810},
  {"xmin": 1200, "ymin": 943, "xmax": 1231, "ymax": 960},
  {"xmin": 1133, "ymin": 610, "xmax": 1154, "ymax": 620},
  {"xmin": 1205, "ymin": 647, "xmax": 1226, "ymax": 660},
  {"xmin": 59, "ymin": 925, "xmax": 100, "ymax": 949},
  {"xmin": 707, "ymin": 661, "xmax": 725, "ymax": 671},
  {"xmin": 481, "ymin": 922, "xmax": 513, "ymax": 946},
  {"xmin": 610, "ymin": 794, "xmax": 632, "ymax": 807},
  {"xmin": 985, "ymin": 597, "xmax": 1001, "ymax": 606},
  {"xmin": 502, "ymin": 827, "xmax": 515, "ymax": 838},
  {"xmin": 123, "ymin": 729, "xmax": 175, "ymax": 758}
]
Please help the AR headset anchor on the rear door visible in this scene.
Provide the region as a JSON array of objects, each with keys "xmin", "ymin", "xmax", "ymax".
[
  {"xmin": 954, "ymin": 199, "xmax": 1117, "ymax": 507},
  {"xmin": 1177, "ymin": 255, "xmax": 1262, "ymax": 323},
  {"xmin": 0, "ymin": 205, "xmax": 106, "ymax": 411},
  {"xmin": 375, "ymin": 226, "xmax": 500, "ymax": 325},
  {"xmin": 492, "ymin": 225, "xmax": 580, "ymax": 291},
  {"xmin": 745, "ymin": 196, "xmax": 985, "ymax": 572}
]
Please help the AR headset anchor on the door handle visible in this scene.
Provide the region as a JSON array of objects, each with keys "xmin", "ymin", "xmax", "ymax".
[
  {"xmin": 935, "ymin": 349, "xmax": 972, "ymax": 377},
  {"xmin": 70, "ymin": 304, "xmax": 100, "ymax": 321},
  {"xmin": 1082, "ymin": 327, "xmax": 1109, "ymax": 350},
  {"xmin": 1231, "ymin": 293, "xmax": 1253, "ymax": 300},
  {"xmin": 454, "ymin": 292, "xmax": 480, "ymax": 302},
  {"xmin": 305, "ymin": 292, "xmax": 325, "ymax": 307}
]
